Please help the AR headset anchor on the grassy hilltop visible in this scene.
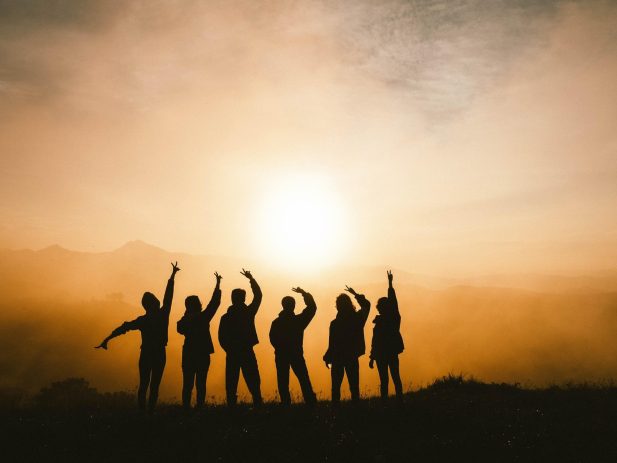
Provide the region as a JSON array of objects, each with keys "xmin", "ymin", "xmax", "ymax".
[{"xmin": 2, "ymin": 375, "xmax": 617, "ymax": 462}]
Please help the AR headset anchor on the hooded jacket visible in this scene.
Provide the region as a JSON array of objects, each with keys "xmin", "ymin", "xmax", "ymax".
[
  {"xmin": 115, "ymin": 277, "xmax": 175, "ymax": 350},
  {"xmin": 370, "ymin": 285, "xmax": 404, "ymax": 359},
  {"xmin": 218, "ymin": 278, "xmax": 262, "ymax": 352},
  {"xmin": 323, "ymin": 293, "xmax": 370, "ymax": 363},
  {"xmin": 177, "ymin": 285, "xmax": 221, "ymax": 355},
  {"xmin": 269, "ymin": 292, "xmax": 316, "ymax": 356}
]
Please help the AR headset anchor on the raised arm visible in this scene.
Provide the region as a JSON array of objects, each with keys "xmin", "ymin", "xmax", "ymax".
[
  {"xmin": 95, "ymin": 318, "xmax": 141, "ymax": 350},
  {"xmin": 241, "ymin": 269, "xmax": 262, "ymax": 315},
  {"xmin": 387, "ymin": 270, "xmax": 399, "ymax": 319},
  {"xmin": 162, "ymin": 261, "xmax": 180, "ymax": 314},
  {"xmin": 293, "ymin": 287, "xmax": 316, "ymax": 329},
  {"xmin": 345, "ymin": 285, "xmax": 371, "ymax": 325},
  {"xmin": 203, "ymin": 272, "xmax": 222, "ymax": 322}
]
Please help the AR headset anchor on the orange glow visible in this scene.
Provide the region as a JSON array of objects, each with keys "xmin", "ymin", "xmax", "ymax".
[{"xmin": 1, "ymin": 0, "xmax": 616, "ymax": 400}]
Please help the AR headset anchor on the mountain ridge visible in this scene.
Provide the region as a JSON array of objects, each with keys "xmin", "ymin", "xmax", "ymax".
[{"xmin": 1, "ymin": 240, "xmax": 616, "ymax": 296}]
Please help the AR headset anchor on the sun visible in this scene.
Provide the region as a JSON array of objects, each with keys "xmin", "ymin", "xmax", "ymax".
[{"xmin": 256, "ymin": 174, "xmax": 346, "ymax": 269}]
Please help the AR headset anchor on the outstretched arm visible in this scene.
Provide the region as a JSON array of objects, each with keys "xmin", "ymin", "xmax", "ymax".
[
  {"xmin": 95, "ymin": 318, "xmax": 140, "ymax": 350},
  {"xmin": 242, "ymin": 269, "xmax": 262, "ymax": 315},
  {"xmin": 387, "ymin": 270, "xmax": 400, "ymax": 319},
  {"xmin": 293, "ymin": 287, "xmax": 316, "ymax": 328},
  {"xmin": 203, "ymin": 272, "xmax": 222, "ymax": 322},
  {"xmin": 345, "ymin": 285, "xmax": 371, "ymax": 325},
  {"xmin": 162, "ymin": 261, "xmax": 180, "ymax": 314}
]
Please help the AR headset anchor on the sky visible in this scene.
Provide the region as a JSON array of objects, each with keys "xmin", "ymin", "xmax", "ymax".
[{"xmin": 1, "ymin": 0, "xmax": 616, "ymax": 276}]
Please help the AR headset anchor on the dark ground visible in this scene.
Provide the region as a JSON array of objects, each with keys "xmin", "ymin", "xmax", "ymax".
[{"xmin": 2, "ymin": 375, "xmax": 617, "ymax": 462}]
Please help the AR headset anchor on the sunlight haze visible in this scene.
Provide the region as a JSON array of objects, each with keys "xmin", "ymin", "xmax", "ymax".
[
  {"xmin": 0, "ymin": 0, "xmax": 615, "ymax": 277},
  {"xmin": 1, "ymin": 0, "xmax": 617, "ymax": 401}
]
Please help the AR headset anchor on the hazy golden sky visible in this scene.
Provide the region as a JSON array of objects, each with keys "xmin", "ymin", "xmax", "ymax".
[{"xmin": 1, "ymin": 0, "xmax": 616, "ymax": 276}]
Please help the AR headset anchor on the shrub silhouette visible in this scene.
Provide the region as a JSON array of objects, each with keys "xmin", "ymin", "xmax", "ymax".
[
  {"xmin": 36, "ymin": 378, "xmax": 100, "ymax": 410},
  {"xmin": 427, "ymin": 373, "xmax": 521, "ymax": 393},
  {"xmin": 0, "ymin": 387, "xmax": 28, "ymax": 409}
]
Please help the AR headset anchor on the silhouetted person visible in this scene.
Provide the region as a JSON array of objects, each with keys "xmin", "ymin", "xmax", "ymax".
[
  {"xmin": 177, "ymin": 272, "xmax": 222, "ymax": 410},
  {"xmin": 369, "ymin": 270, "xmax": 404, "ymax": 402},
  {"xmin": 218, "ymin": 269, "xmax": 263, "ymax": 406},
  {"xmin": 323, "ymin": 286, "xmax": 370, "ymax": 404},
  {"xmin": 96, "ymin": 262, "xmax": 180, "ymax": 412},
  {"xmin": 269, "ymin": 287, "xmax": 317, "ymax": 406}
]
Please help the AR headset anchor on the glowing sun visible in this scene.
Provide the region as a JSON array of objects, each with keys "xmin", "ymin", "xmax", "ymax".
[{"xmin": 256, "ymin": 174, "xmax": 346, "ymax": 268}]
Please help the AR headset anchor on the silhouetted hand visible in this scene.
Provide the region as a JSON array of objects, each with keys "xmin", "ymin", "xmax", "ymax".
[
  {"xmin": 387, "ymin": 270, "xmax": 393, "ymax": 283},
  {"xmin": 324, "ymin": 360, "xmax": 331, "ymax": 369},
  {"xmin": 369, "ymin": 359, "xmax": 374, "ymax": 369},
  {"xmin": 95, "ymin": 340, "xmax": 108, "ymax": 350},
  {"xmin": 214, "ymin": 272, "xmax": 222, "ymax": 283},
  {"xmin": 292, "ymin": 287, "xmax": 306, "ymax": 295},
  {"xmin": 240, "ymin": 268, "xmax": 254, "ymax": 280},
  {"xmin": 344, "ymin": 286, "xmax": 357, "ymax": 296},
  {"xmin": 171, "ymin": 261, "xmax": 181, "ymax": 276}
]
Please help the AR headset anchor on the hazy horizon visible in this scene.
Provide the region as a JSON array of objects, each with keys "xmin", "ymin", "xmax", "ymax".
[
  {"xmin": 4, "ymin": 238, "xmax": 617, "ymax": 281},
  {"xmin": 1, "ymin": 238, "xmax": 616, "ymax": 402},
  {"xmin": 1, "ymin": 0, "xmax": 616, "ymax": 403}
]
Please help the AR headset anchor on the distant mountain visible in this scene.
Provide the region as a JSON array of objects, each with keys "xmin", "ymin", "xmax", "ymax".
[
  {"xmin": 0, "ymin": 241, "xmax": 616, "ymax": 303},
  {"xmin": 113, "ymin": 240, "xmax": 168, "ymax": 255}
]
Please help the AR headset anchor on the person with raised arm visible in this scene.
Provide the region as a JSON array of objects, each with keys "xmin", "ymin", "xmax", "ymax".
[
  {"xmin": 96, "ymin": 262, "xmax": 180, "ymax": 412},
  {"xmin": 323, "ymin": 285, "xmax": 370, "ymax": 404},
  {"xmin": 177, "ymin": 272, "xmax": 222, "ymax": 410},
  {"xmin": 269, "ymin": 287, "xmax": 317, "ymax": 406},
  {"xmin": 369, "ymin": 270, "xmax": 404, "ymax": 402},
  {"xmin": 218, "ymin": 269, "xmax": 263, "ymax": 406}
]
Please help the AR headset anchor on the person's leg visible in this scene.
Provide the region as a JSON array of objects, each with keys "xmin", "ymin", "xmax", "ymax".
[
  {"xmin": 137, "ymin": 350, "xmax": 151, "ymax": 412},
  {"xmin": 195, "ymin": 355, "xmax": 210, "ymax": 409},
  {"xmin": 290, "ymin": 355, "xmax": 316, "ymax": 405},
  {"xmin": 389, "ymin": 355, "xmax": 403, "ymax": 400},
  {"xmin": 241, "ymin": 349, "xmax": 262, "ymax": 405},
  {"xmin": 275, "ymin": 354, "xmax": 291, "ymax": 405},
  {"xmin": 376, "ymin": 358, "xmax": 389, "ymax": 400},
  {"xmin": 181, "ymin": 366, "xmax": 195, "ymax": 410},
  {"xmin": 331, "ymin": 362, "xmax": 344, "ymax": 404},
  {"xmin": 226, "ymin": 353, "xmax": 241, "ymax": 407},
  {"xmin": 148, "ymin": 348, "xmax": 166, "ymax": 412},
  {"xmin": 346, "ymin": 357, "xmax": 360, "ymax": 402}
]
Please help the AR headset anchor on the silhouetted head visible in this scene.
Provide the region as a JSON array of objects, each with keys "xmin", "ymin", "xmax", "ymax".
[
  {"xmin": 376, "ymin": 297, "xmax": 390, "ymax": 315},
  {"xmin": 231, "ymin": 288, "xmax": 246, "ymax": 306},
  {"xmin": 336, "ymin": 293, "xmax": 354, "ymax": 316},
  {"xmin": 141, "ymin": 292, "xmax": 160, "ymax": 313},
  {"xmin": 185, "ymin": 295, "xmax": 202, "ymax": 314},
  {"xmin": 281, "ymin": 296, "xmax": 296, "ymax": 313}
]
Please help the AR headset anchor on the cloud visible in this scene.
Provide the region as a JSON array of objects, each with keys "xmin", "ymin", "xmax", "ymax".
[
  {"xmin": 1, "ymin": 0, "xmax": 608, "ymax": 119},
  {"xmin": 0, "ymin": 0, "xmax": 615, "ymax": 274}
]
